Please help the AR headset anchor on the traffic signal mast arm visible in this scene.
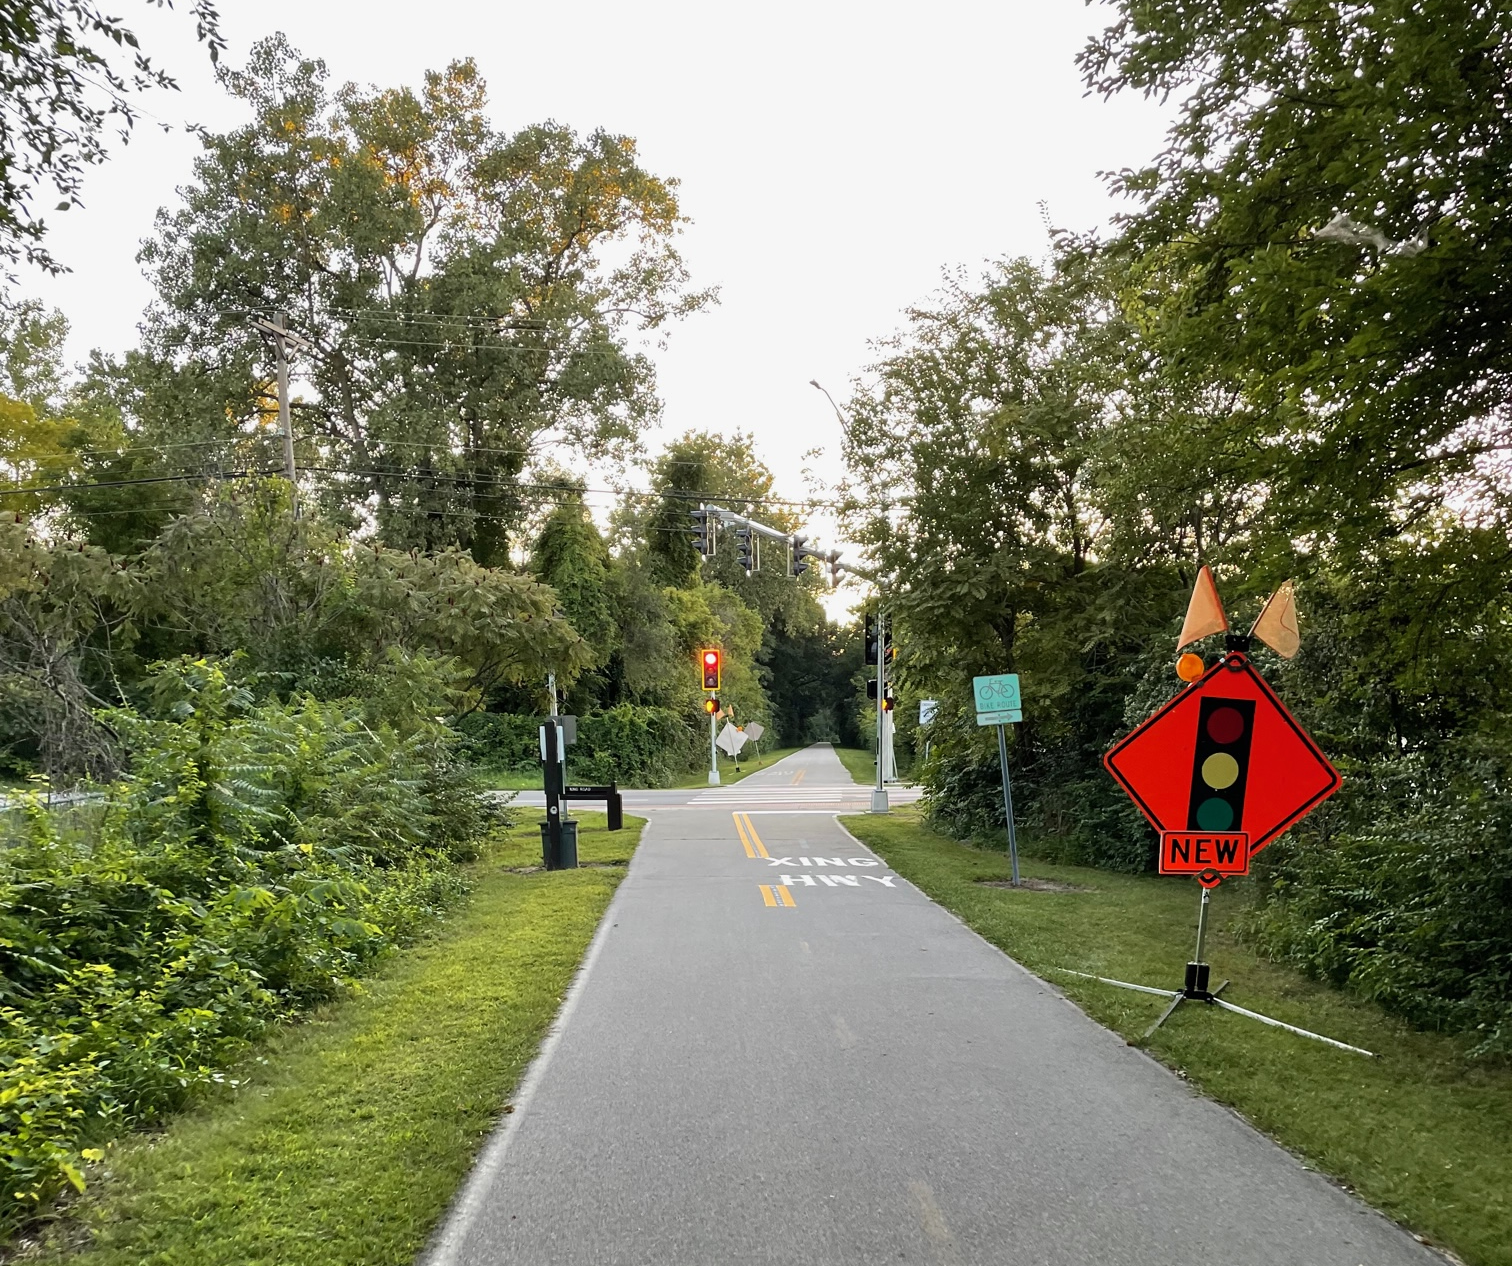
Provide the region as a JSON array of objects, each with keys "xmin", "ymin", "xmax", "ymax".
[{"xmin": 689, "ymin": 504, "xmax": 846, "ymax": 583}]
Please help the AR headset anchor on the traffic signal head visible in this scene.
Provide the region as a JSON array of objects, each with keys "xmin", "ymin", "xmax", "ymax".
[
  {"xmin": 864, "ymin": 613, "xmax": 879, "ymax": 665},
  {"xmin": 701, "ymin": 648, "xmax": 722, "ymax": 690},
  {"xmin": 703, "ymin": 696, "xmax": 720, "ymax": 715},
  {"xmin": 689, "ymin": 507, "xmax": 714, "ymax": 557},
  {"xmin": 735, "ymin": 526, "xmax": 754, "ymax": 576},
  {"xmin": 1185, "ymin": 696, "xmax": 1256, "ymax": 832},
  {"xmin": 790, "ymin": 534, "xmax": 810, "ymax": 578},
  {"xmin": 881, "ymin": 690, "xmax": 895, "ymax": 712}
]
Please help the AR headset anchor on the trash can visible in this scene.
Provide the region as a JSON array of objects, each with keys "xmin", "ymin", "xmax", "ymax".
[{"xmin": 539, "ymin": 818, "xmax": 579, "ymax": 870}]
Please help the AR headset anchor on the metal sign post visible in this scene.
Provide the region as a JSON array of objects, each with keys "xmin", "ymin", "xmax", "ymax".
[
  {"xmin": 995, "ymin": 723, "xmax": 1021, "ymax": 887},
  {"xmin": 708, "ymin": 708, "xmax": 720, "ymax": 785},
  {"xmin": 974, "ymin": 674, "xmax": 1023, "ymax": 887}
]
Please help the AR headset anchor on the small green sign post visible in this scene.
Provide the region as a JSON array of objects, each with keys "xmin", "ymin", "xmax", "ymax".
[{"xmin": 974, "ymin": 673, "xmax": 1023, "ymax": 886}]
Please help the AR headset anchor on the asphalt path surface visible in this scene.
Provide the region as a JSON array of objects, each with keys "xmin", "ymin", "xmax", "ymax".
[{"xmin": 427, "ymin": 744, "xmax": 1439, "ymax": 1266}]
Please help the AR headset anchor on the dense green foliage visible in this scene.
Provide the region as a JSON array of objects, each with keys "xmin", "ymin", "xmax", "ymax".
[
  {"xmin": 21, "ymin": 814, "xmax": 637, "ymax": 1266},
  {"xmin": 458, "ymin": 705, "xmax": 698, "ymax": 787},
  {"xmin": 839, "ymin": 3, "xmax": 1512, "ymax": 1054},
  {"xmin": 0, "ymin": 658, "xmax": 492, "ymax": 1232}
]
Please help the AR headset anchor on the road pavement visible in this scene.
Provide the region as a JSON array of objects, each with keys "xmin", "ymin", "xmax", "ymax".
[{"xmin": 426, "ymin": 744, "xmax": 1440, "ymax": 1266}]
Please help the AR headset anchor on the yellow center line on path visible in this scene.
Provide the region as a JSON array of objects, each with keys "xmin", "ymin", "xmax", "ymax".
[
  {"xmin": 791, "ymin": 768, "xmax": 806, "ymax": 786},
  {"xmin": 735, "ymin": 813, "xmax": 756, "ymax": 858},
  {"xmin": 776, "ymin": 884, "xmax": 796, "ymax": 907},
  {"xmin": 734, "ymin": 813, "xmax": 769, "ymax": 859},
  {"xmin": 759, "ymin": 884, "xmax": 779, "ymax": 907},
  {"xmin": 758, "ymin": 883, "xmax": 797, "ymax": 908}
]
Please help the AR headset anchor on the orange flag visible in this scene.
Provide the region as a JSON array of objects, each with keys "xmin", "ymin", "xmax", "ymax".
[
  {"xmin": 1251, "ymin": 581, "xmax": 1300, "ymax": 659},
  {"xmin": 1177, "ymin": 565, "xmax": 1229, "ymax": 650}
]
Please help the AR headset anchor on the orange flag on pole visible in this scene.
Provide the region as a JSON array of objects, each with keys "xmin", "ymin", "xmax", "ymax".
[
  {"xmin": 1250, "ymin": 581, "xmax": 1300, "ymax": 659},
  {"xmin": 1177, "ymin": 565, "xmax": 1229, "ymax": 651}
]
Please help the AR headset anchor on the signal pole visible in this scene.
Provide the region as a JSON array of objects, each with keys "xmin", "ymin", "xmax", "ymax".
[
  {"xmin": 250, "ymin": 312, "xmax": 312, "ymax": 519},
  {"xmin": 872, "ymin": 608, "xmax": 888, "ymax": 813}
]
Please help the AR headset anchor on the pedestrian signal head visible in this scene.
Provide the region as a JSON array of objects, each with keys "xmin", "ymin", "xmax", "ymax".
[
  {"xmin": 703, "ymin": 696, "xmax": 720, "ymax": 715},
  {"xmin": 700, "ymin": 648, "xmax": 721, "ymax": 690},
  {"xmin": 1176, "ymin": 652, "xmax": 1205, "ymax": 683}
]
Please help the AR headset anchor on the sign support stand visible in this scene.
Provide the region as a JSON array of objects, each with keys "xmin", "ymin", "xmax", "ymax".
[
  {"xmin": 1054, "ymin": 883, "xmax": 1375, "ymax": 1056},
  {"xmin": 995, "ymin": 722, "xmax": 1021, "ymax": 887},
  {"xmin": 708, "ymin": 709, "xmax": 720, "ymax": 786}
]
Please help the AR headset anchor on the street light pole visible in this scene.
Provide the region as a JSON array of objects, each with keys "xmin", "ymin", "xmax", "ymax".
[{"xmin": 811, "ymin": 378, "xmax": 888, "ymax": 813}]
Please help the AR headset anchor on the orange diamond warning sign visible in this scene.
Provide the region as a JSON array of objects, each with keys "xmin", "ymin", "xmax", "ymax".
[{"xmin": 1104, "ymin": 653, "xmax": 1341, "ymax": 886}]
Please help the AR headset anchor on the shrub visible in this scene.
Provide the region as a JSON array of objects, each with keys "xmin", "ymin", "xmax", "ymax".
[
  {"xmin": 457, "ymin": 704, "xmax": 699, "ymax": 786},
  {"xmin": 0, "ymin": 659, "xmax": 487, "ymax": 1232},
  {"xmin": 1244, "ymin": 737, "xmax": 1512, "ymax": 1059}
]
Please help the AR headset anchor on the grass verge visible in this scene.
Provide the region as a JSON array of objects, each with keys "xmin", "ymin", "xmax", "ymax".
[
  {"xmin": 668, "ymin": 746, "xmax": 803, "ymax": 788},
  {"xmin": 473, "ymin": 767, "xmax": 542, "ymax": 791},
  {"xmin": 832, "ymin": 746, "xmax": 876, "ymax": 785},
  {"xmin": 21, "ymin": 812, "xmax": 643, "ymax": 1266},
  {"xmin": 842, "ymin": 808, "xmax": 1512, "ymax": 1266}
]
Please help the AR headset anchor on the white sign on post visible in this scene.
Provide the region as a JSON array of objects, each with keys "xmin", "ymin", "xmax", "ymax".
[
  {"xmin": 744, "ymin": 722, "xmax": 766, "ymax": 743},
  {"xmin": 919, "ymin": 699, "xmax": 938, "ymax": 725},
  {"xmin": 716, "ymin": 722, "xmax": 748, "ymax": 756}
]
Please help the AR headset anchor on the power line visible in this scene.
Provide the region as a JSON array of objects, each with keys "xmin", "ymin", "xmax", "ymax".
[{"xmin": 3, "ymin": 463, "xmax": 852, "ymax": 510}]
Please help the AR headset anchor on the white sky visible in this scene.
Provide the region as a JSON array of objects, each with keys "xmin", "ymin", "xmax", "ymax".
[{"xmin": 13, "ymin": 0, "xmax": 1171, "ymax": 611}]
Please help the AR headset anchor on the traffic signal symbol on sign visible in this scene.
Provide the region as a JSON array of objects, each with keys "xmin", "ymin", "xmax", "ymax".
[
  {"xmin": 1186, "ymin": 696, "xmax": 1255, "ymax": 832},
  {"xmin": 701, "ymin": 649, "xmax": 721, "ymax": 690},
  {"xmin": 1103, "ymin": 654, "xmax": 1340, "ymax": 882}
]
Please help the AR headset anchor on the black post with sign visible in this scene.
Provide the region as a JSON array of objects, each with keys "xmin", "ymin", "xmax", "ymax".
[
  {"xmin": 539, "ymin": 720, "xmax": 576, "ymax": 869},
  {"xmin": 539, "ymin": 717, "xmax": 624, "ymax": 870}
]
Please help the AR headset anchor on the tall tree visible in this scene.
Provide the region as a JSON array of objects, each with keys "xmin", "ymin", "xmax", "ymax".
[
  {"xmin": 0, "ymin": 0, "xmax": 224, "ymax": 270},
  {"xmin": 1080, "ymin": 0, "xmax": 1512, "ymax": 553},
  {"xmin": 126, "ymin": 36, "xmax": 712, "ymax": 563}
]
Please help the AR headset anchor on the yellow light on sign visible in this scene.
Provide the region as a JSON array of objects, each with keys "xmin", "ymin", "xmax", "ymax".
[{"xmin": 1176, "ymin": 652, "xmax": 1206, "ymax": 683}]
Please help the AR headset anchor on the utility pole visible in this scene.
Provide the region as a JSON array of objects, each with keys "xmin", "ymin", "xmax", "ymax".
[
  {"xmin": 872, "ymin": 608, "xmax": 888, "ymax": 813},
  {"xmin": 250, "ymin": 311, "xmax": 311, "ymax": 518}
]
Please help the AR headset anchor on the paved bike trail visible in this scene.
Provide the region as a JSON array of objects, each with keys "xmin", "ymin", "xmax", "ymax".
[{"xmin": 424, "ymin": 744, "xmax": 1438, "ymax": 1266}]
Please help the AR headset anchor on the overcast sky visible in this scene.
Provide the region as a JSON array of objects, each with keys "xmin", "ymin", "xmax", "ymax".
[{"xmin": 14, "ymin": 0, "xmax": 1170, "ymax": 602}]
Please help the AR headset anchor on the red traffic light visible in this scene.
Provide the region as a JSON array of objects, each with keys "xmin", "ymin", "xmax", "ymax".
[
  {"xmin": 703, "ymin": 696, "xmax": 720, "ymax": 715},
  {"xmin": 700, "ymin": 648, "xmax": 722, "ymax": 690}
]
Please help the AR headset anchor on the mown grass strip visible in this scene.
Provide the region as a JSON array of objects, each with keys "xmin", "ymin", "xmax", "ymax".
[
  {"xmin": 28, "ymin": 813, "xmax": 642, "ymax": 1266},
  {"xmin": 831, "ymin": 746, "xmax": 877, "ymax": 785},
  {"xmin": 842, "ymin": 808, "xmax": 1512, "ymax": 1266},
  {"xmin": 667, "ymin": 745, "xmax": 803, "ymax": 788}
]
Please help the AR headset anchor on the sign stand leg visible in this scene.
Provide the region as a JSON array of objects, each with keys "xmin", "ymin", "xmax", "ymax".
[
  {"xmin": 995, "ymin": 723, "xmax": 1020, "ymax": 887},
  {"xmin": 1053, "ymin": 883, "xmax": 1375, "ymax": 1056}
]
